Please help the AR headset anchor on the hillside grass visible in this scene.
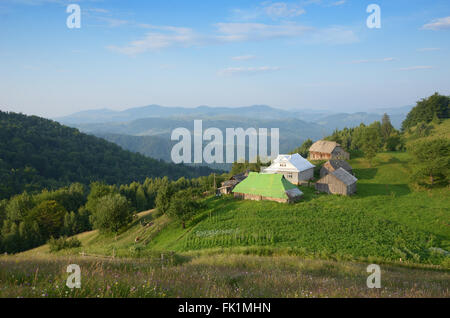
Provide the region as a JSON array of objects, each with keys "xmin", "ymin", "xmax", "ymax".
[
  {"xmin": 2, "ymin": 150, "xmax": 449, "ymax": 298},
  {"xmin": 141, "ymin": 152, "xmax": 449, "ymax": 266},
  {"xmin": 19, "ymin": 152, "xmax": 450, "ymax": 268},
  {"xmin": 403, "ymin": 118, "xmax": 450, "ymax": 142},
  {"xmin": 0, "ymin": 253, "xmax": 448, "ymax": 298}
]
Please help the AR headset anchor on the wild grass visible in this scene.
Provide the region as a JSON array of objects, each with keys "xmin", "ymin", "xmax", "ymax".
[{"xmin": 0, "ymin": 253, "xmax": 448, "ymax": 298}]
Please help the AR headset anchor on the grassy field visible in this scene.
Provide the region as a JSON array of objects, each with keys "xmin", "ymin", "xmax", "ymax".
[
  {"xmin": 0, "ymin": 254, "xmax": 448, "ymax": 298},
  {"xmin": 1, "ymin": 151, "xmax": 448, "ymax": 297},
  {"xmin": 17, "ymin": 152, "xmax": 450, "ymax": 267}
]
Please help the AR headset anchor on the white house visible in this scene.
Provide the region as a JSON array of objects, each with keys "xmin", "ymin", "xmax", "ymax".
[{"xmin": 262, "ymin": 153, "xmax": 315, "ymax": 185}]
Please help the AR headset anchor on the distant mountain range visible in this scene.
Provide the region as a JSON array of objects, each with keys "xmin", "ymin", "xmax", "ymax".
[
  {"xmin": 55, "ymin": 104, "xmax": 413, "ymax": 169},
  {"xmin": 57, "ymin": 105, "xmax": 322, "ymax": 124},
  {"xmin": 56, "ymin": 104, "xmax": 412, "ymax": 128}
]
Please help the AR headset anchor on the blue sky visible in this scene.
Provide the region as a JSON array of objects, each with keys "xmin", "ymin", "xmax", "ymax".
[{"xmin": 0, "ymin": 0, "xmax": 449, "ymax": 117}]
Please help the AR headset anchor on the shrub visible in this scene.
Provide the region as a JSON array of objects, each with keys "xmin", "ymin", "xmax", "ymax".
[
  {"xmin": 48, "ymin": 236, "xmax": 81, "ymax": 252},
  {"xmin": 89, "ymin": 193, "xmax": 132, "ymax": 233}
]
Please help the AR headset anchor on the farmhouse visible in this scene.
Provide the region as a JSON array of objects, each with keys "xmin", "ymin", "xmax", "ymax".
[
  {"xmin": 261, "ymin": 153, "xmax": 315, "ymax": 185},
  {"xmin": 233, "ymin": 172, "xmax": 304, "ymax": 203},
  {"xmin": 217, "ymin": 170, "xmax": 249, "ymax": 195},
  {"xmin": 315, "ymin": 168, "xmax": 357, "ymax": 196},
  {"xmin": 309, "ymin": 140, "xmax": 350, "ymax": 161},
  {"xmin": 320, "ymin": 160, "xmax": 353, "ymax": 178}
]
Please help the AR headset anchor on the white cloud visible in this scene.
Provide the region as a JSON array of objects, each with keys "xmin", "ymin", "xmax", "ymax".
[
  {"xmin": 86, "ymin": 8, "xmax": 110, "ymax": 14},
  {"xmin": 422, "ymin": 16, "xmax": 450, "ymax": 30},
  {"xmin": 232, "ymin": 1, "xmax": 307, "ymax": 21},
  {"xmin": 108, "ymin": 26, "xmax": 197, "ymax": 55},
  {"xmin": 110, "ymin": 22, "xmax": 358, "ymax": 55},
  {"xmin": 306, "ymin": 26, "xmax": 358, "ymax": 44},
  {"xmin": 330, "ymin": 0, "xmax": 346, "ymax": 6},
  {"xmin": 398, "ymin": 66, "xmax": 433, "ymax": 71},
  {"xmin": 215, "ymin": 22, "xmax": 312, "ymax": 42},
  {"xmin": 262, "ymin": 2, "xmax": 306, "ymax": 19},
  {"xmin": 96, "ymin": 17, "xmax": 129, "ymax": 27},
  {"xmin": 218, "ymin": 66, "xmax": 281, "ymax": 76},
  {"xmin": 417, "ymin": 47, "xmax": 441, "ymax": 52},
  {"xmin": 232, "ymin": 55, "xmax": 257, "ymax": 61},
  {"xmin": 351, "ymin": 57, "xmax": 396, "ymax": 64}
]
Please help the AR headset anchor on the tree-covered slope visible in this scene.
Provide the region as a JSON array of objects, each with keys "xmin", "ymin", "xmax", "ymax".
[
  {"xmin": 402, "ymin": 93, "xmax": 449, "ymax": 130},
  {"xmin": 0, "ymin": 111, "xmax": 216, "ymax": 199}
]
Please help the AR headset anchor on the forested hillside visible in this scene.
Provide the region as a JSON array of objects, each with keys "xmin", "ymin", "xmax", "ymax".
[
  {"xmin": 402, "ymin": 93, "xmax": 449, "ymax": 130},
  {"xmin": 0, "ymin": 111, "xmax": 216, "ymax": 200}
]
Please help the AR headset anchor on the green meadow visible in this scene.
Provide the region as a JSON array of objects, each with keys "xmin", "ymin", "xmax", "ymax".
[
  {"xmin": 16, "ymin": 152, "xmax": 450, "ymax": 267},
  {"xmin": 1, "ymin": 151, "xmax": 449, "ymax": 297}
]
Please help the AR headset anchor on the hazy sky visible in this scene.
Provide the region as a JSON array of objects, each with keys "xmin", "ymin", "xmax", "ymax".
[{"xmin": 0, "ymin": 0, "xmax": 449, "ymax": 118}]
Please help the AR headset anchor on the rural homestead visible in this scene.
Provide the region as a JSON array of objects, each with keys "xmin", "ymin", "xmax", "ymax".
[
  {"xmin": 309, "ymin": 140, "xmax": 350, "ymax": 160},
  {"xmin": 218, "ymin": 141, "xmax": 357, "ymax": 203}
]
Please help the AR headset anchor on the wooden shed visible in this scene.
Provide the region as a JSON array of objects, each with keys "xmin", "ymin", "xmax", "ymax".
[
  {"xmin": 315, "ymin": 168, "xmax": 357, "ymax": 196},
  {"xmin": 320, "ymin": 160, "xmax": 353, "ymax": 178},
  {"xmin": 309, "ymin": 140, "xmax": 350, "ymax": 161},
  {"xmin": 217, "ymin": 170, "xmax": 249, "ymax": 195}
]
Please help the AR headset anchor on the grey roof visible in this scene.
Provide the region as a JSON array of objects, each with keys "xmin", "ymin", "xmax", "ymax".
[
  {"xmin": 285, "ymin": 188, "xmax": 304, "ymax": 200},
  {"xmin": 309, "ymin": 140, "xmax": 339, "ymax": 154},
  {"xmin": 327, "ymin": 160, "xmax": 352, "ymax": 172},
  {"xmin": 232, "ymin": 172, "xmax": 248, "ymax": 182},
  {"xmin": 221, "ymin": 180, "xmax": 239, "ymax": 188},
  {"xmin": 331, "ymin": 168, "xmax": 358, "ymax": 185}
]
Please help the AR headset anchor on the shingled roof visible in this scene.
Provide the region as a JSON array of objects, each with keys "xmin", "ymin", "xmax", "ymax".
[
  {"xmin": 331, "ymin": 168, "xmax": 358, "ymax": 185},
  {"xmin": 327, "ymin": 160, "xmax": 352, "ymax": 172},
  {"xmin": 309, "ymin": 140, "xmax": 340, "ymax": 154}
]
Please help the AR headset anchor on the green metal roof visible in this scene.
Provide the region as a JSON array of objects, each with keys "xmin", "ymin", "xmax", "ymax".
[{"xmin": 232, "ymin": 172, "xmax": 300, "ymax": 199}]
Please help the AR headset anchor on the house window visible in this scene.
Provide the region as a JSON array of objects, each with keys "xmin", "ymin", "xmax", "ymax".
[
  {"xmin": 280, "ymin": 163, "xmax": 286, "ymax": 167},
  {"xmin": 287, "ymin": 173, "xmax": 293, "ymax": 179}
]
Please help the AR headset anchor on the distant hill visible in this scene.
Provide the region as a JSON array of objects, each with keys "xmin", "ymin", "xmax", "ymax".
[
  {"xmin": 73, "ymin": 116, "xmax": 330, "ymax": 158},
  {"xmin": 0, "ymin": 111, "xmax": 217, "ymax": 199},
  {"xmin": 56, "ymin": 105, "xmax": 300, "ymax": 124},
  {"xmin": 54, "ymin": 104, "xmax": 411, "ymax": 168},
  {"xmin": 369, "ymin": 105, "xmax": 414, "ymax": 116},
  {"xmin": 55, "ymin": 104, "xmax": 409, "ymax": 129},
  {"xmin": 314, "ymin": 112, "xmax": 406, "ymax": 130}
]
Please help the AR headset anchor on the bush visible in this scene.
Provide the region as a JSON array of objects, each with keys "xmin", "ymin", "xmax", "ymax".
[
  {"xmin": 89, "ymin": 193, "xmax": 133, "ymax": 233},
  {"xmin": 48, "ymin": 236, "xmax": 81, "ymax": 252},
  {"xmin": 26, "ymin": 200, "xmax": 67, "ymax": 239}
]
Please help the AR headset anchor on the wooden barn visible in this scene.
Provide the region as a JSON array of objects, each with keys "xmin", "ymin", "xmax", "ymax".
[
  {"xmin": 315, "ymin": 168, "xmax": 357, "ymax": 196},
  {"xmin": 233, "ymin": 172, "xmax": 304, "ymax": 203},
  {"xmin": 320, "ymin": 160, "xmax": 353, "ymax": 178},
  {"xmin": 217, "ymin": 170, "xmax": 249, "ymax": 195},
  {"xmin": 309, "ymin": 140, "xmax": 350, "ymax": 161}
]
